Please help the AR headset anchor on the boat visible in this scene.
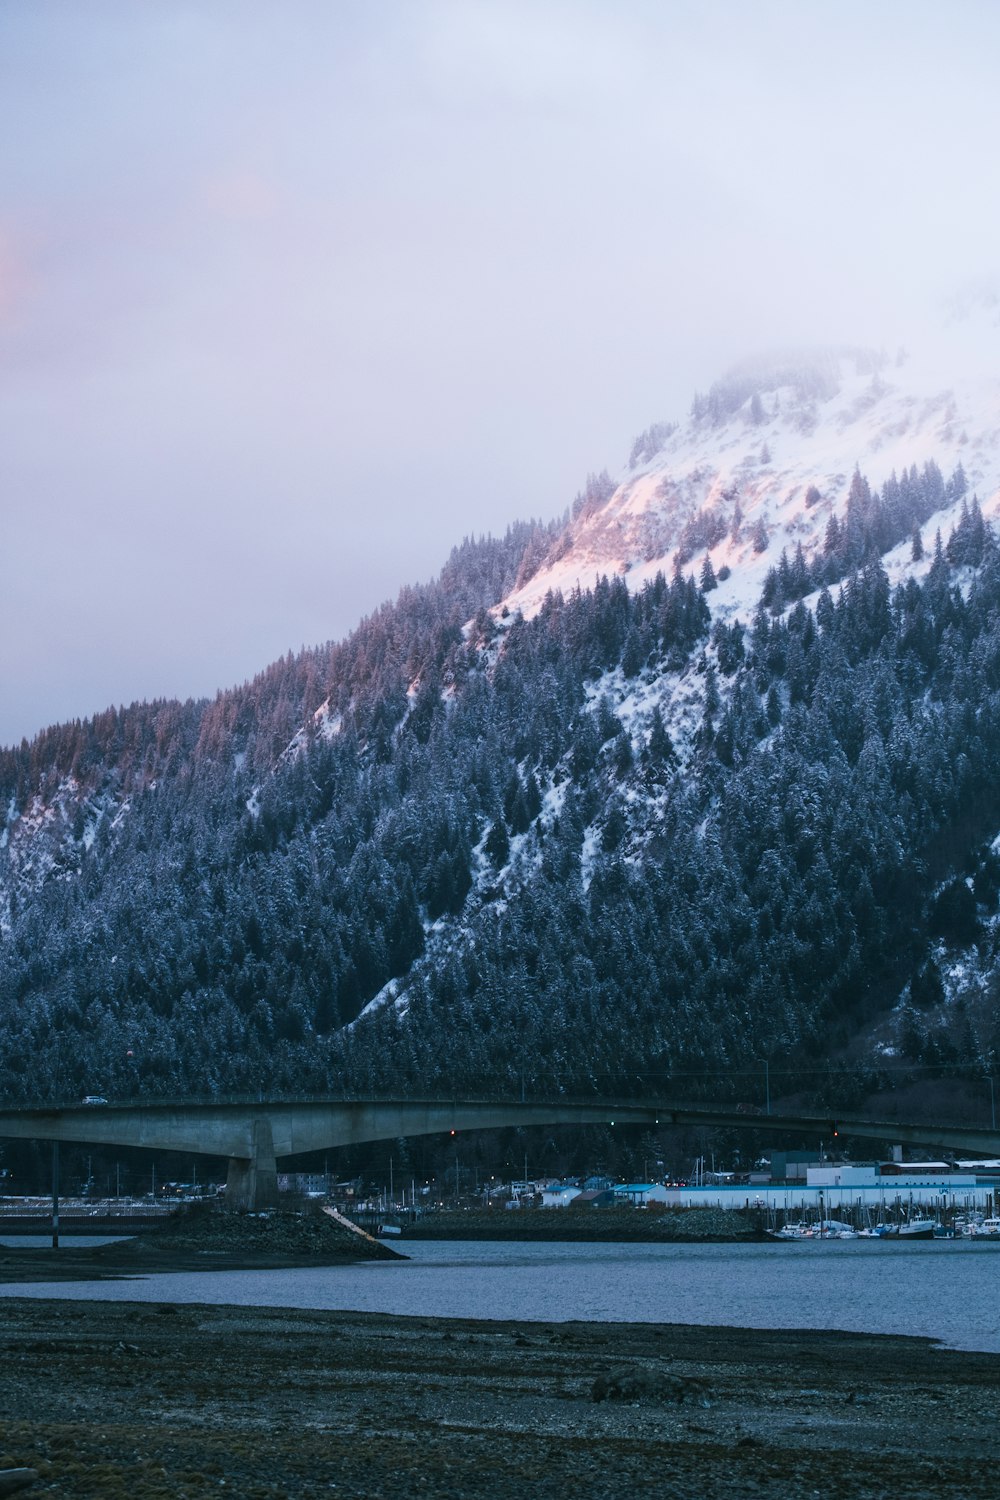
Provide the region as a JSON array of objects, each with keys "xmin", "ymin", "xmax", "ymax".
[
  {"xmin": 768, "ymin": 1221, "xmax": 811, "ymax": 1240},
  {"xmin": 768, "ymin": 1218, "xmax": 857, "ymax": 1241},
  {"xmin": 818, "ymin": 1218, "xmax": 856, "ymax": 1238},
  {"xmin": 893, "ymin": 1216, "xmax": 937, "ymax": 1240},
  {"xmin": 855, "ymin": 1218, "xmax": 936, "ymax": 1239}
]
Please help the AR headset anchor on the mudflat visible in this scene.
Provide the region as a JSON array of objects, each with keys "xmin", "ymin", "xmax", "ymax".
[{"xmin": 0, "ymin": 1298, "xmax": 996, "ymax": 1499}]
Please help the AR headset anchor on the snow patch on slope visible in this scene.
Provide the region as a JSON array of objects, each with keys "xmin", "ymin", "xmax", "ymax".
[{"xmin": 498, "ymin": 347, "xmax": 1000, "ymax": 627}]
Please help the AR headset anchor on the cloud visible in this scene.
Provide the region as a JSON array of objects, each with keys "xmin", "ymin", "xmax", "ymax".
[
  {"xmin": 0, "ymin": 225, "xmax": 37, "ymax": 325},
  {"xmin": 201, "ymin": 170, "xmax": 283, "ymax": 224},
  {"xmin": 1, "ymin": 1, "xmax": 1000, "ymax": 744}
]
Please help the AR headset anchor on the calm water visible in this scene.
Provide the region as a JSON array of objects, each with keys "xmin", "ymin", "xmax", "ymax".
[
  {"xmin": 1, "ymin": 1238, "xmax": 998, "ymax": 1353},
  {"xmin": 1, "ymin": 1235, "xmax": 129, "ymax": 1248}
]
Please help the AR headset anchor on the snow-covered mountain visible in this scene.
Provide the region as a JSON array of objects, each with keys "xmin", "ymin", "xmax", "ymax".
[
  {"xmin": 5, "ymin": 322, "xmax": 1000, "ymax": 1110},
  {"xmin": 501, "ymin": 341, "xmax": 1000, "ymax": 624}
]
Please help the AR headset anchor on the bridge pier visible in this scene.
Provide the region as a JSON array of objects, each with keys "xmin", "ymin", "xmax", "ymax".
[{"xmin": 224, "ymin": 1116, "xmax": 278, "ymax": 1212}]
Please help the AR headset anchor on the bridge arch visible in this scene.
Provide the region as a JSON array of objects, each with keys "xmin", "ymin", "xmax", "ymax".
[{"xmin": 1, "ymin": 1097, "xmax": 996, "ymax": 1210}]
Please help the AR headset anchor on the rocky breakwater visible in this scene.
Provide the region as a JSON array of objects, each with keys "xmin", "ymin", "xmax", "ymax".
[
  {"xmin": 0, "ymin": 1202, "xmax": 405, "ymax": 1283},
  {"xmin": 403, "ymin": 1204, "xmax": 763, "ymax": 1242}
]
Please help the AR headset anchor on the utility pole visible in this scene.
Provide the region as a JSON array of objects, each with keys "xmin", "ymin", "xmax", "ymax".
[
  {"xmin": 765, "ymin": 1060, "xmax": 771, "ymax": 1116},
  {"xmin": 51, "ymin": 1141, "xmax": 60, "ymax": 1250}
]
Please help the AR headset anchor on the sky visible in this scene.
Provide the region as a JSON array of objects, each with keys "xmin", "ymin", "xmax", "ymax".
[{"xmin": 2, "ymin": 0, "xmax": 999, "ymax": 747}]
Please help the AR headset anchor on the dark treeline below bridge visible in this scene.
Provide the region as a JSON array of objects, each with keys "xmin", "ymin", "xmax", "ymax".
[{"xmin": 1, "ymin": 1096, "xmax": 998, "ymax": 1210}]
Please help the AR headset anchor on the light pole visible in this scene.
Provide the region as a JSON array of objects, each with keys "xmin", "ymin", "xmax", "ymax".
[{"xmin": 51, "ymin": 1141, "xmax": 60, "ymax": 1250}]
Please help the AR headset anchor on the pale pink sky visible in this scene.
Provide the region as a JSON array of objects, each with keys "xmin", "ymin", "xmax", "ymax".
[{"xmin": 1, "ymin": 1, "xmax": 998, "ymax": 745}]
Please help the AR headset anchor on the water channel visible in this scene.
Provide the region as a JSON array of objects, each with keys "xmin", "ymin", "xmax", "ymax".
[{"xmin": 2, "ymin": 1237, "xmax": 999, "ymax": 1353}]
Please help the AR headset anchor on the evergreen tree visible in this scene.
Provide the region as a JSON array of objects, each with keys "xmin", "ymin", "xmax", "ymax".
[
  {"xmin": 645, "ymin": 706, "xmax": 675, "ymax": 768},
  {"xmin": 484, "ymin": 815, "xmax": 510, "ymax": 868}
]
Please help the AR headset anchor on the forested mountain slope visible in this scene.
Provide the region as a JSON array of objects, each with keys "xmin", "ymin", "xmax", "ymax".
[{"xmin": 3, "ymin": 349, "xmax": 1000, "ymax": 1108}]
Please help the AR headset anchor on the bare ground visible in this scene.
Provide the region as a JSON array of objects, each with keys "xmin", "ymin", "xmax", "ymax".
[{"xmin": 0, "ymin": 1297, "xmax": 998, "ymax": 1499}]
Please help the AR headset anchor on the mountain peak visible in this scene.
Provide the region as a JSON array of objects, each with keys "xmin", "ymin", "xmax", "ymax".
[{"xmin": 499, "ymin": 337, "xmax": 1000, "ymax": 622}]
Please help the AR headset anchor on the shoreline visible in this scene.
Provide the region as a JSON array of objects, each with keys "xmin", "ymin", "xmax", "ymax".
[
  {"xmin": 1, "ymin": 1299, "xmax": 997, "ymax": 1498},
  {"xmin": 0, "ymin": 1204, "xmax": 765, "ymax": 1282}
]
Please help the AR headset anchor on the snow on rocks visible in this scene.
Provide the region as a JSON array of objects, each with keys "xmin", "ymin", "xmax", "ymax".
[{"xmin": 495, "ymin": 344, "xmax": 1000, "ymax": 631}]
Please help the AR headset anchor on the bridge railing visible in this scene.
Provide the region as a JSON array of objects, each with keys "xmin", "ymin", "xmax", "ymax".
[{"xmin": 3, "ymin": 1068, "xmax": 997, "ymax": 1133}]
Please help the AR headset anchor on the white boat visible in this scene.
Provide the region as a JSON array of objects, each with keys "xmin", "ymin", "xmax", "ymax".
[
  {"xmin": 769, "ymin": 1221, "xmax": 812, "ymax": 1240},
  {"xmin": 856, "ymin": 1220, "xmax": 933, "ymax": 1239},
  {"xmin": 894, "ymin": 1217, "xmax": 937, "ymax": 1240},
  {"xmin": 768, "ymin": 1218, "xmax": 858, "ymax": 1241},
  {"xmin": 970, "ymin": 1217, "xmax": 1000, "ymax": 1237},
  {"xmin": 818, "ymin": 1218, "xmax": 856, "ymax": 1238}
]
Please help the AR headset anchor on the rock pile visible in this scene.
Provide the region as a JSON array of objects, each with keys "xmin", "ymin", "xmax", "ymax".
[
  {"xmin": 93, "ymin": 1202, "xmax": 405, "ymax": 1266},
  {"xmin": 403, "ymin": 1205, "xmax": 761, "ymax": 1242}
]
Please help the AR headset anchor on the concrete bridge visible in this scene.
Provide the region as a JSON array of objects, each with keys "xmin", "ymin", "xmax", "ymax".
[{"xmin": 1, "ymin": 1096, "xmax": 998, "ymax": 1210}]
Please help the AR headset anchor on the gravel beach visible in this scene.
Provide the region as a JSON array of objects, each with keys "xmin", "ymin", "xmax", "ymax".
[
  {"xmin": 1, "ymin": 1297, "xmax": 998, "ymax": 1499},
  {"xmin": 1, "ymin": 1213, "xmax": 996, "ymax": 1498}
]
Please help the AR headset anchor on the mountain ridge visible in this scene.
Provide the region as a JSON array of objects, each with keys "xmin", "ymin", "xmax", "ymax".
[{"xmin": 3, "ymin": 339, "xmax": 1000, "ymax": 1117}]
